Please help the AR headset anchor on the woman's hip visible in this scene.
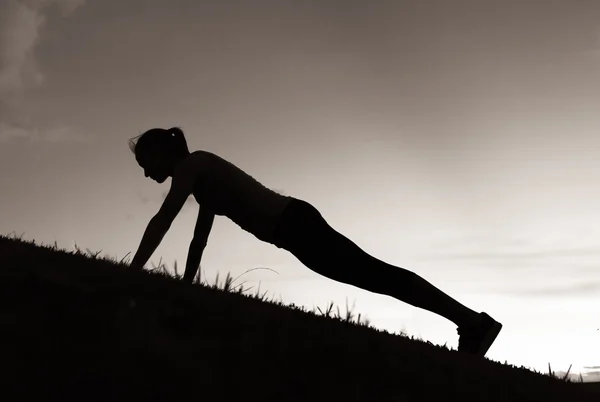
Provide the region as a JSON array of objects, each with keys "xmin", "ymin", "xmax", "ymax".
[
  {"xmin": 272, "ymin": 198, "xmax": 327, "ymax": 251},
  {"xmin": 271, "ymin": 199, "xmax": 381, "ymax": 282}
]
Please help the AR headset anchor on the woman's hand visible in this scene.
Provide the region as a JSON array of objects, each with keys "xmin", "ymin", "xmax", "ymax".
[{"xmin": 129, "ymin": 262, "xmax": 145, "ymax": 271}]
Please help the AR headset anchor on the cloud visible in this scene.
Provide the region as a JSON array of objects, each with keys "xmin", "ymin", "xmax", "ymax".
[
  {"xmin": 0, "ymin": 121, "xmax": 92, "ymax": 143},
  {"xmin": 554, "ymin": 369, "xmax": 600, "ymax": 383},
  {"xmin": 423, "ymin": 237, "xmax": 600, "ymax": 298},
  {"xmin": 506, "ymin": 281, "xmax": 600, "ymax": 298},
  {"xmin": 420, "ymin": 246, "xmax": 600, "ymax": 267},
  {"xmin": 0, "ymin": 0, "xmax": 87, "ymax": 143},
  {"xmin": 554, "ymin": 362, "xmax": 600, "ymax": 383},
  {"xmin": 580, "ymin": 370, "xmax": 600, "ymax": 383},
  {"xmin": 0, "ymin": 0, "xmax": 84, "ymax": 95}
]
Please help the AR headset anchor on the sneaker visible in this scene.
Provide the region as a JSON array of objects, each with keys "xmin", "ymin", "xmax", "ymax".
[{"xmin": 457, "ymin": 312, "xmax": 502, "ymax": 357}]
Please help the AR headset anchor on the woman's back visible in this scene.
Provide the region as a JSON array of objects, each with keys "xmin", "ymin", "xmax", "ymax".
[{"xmin": 190, "ymin": 150, "xmax": 292, "ymax": 244}]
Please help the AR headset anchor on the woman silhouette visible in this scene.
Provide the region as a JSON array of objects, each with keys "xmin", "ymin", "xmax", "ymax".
[{"xmin": 128, "ymin": 127, "xmax": 502, "ymax": 357}]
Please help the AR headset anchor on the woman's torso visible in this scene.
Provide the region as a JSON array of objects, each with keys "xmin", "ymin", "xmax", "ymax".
[{"xmin": 186, "ymin": 150, "xmax": 293, "ymax": 244}]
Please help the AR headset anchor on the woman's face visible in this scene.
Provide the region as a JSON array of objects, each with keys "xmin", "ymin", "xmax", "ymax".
[{"xmin": 136, "ymin": 151, "xmax": 170, "ymax": 183}]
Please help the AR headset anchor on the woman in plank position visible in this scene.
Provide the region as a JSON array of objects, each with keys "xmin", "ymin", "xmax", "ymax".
[{"xmin": 128, "ymin": 127, "xmax": 502, "ymax": 357}]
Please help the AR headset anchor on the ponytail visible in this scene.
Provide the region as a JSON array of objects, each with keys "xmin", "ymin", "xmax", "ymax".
[
  {"xmin": 169, "ymin": 126, "xmax": 184, "ymax": 139},
  {"xmin": 168, "ymin": 127, "xmax": 187, "ymax": 154}
]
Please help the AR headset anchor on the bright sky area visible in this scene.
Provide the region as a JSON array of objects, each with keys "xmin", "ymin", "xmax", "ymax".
[{"xmin": 0, "ymin": 0, "xmax": 599, "ymax": 382}]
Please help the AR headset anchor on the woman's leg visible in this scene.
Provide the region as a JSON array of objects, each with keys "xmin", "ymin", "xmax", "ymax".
[{"xmin": 273, "ymin": 199, "xmax": 482, "ymax": 330}]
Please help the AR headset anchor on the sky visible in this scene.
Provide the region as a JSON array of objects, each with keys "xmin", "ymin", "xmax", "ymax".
[{"xmin": 1, "ymin": 0, "xmax": 600, "ymax": 382}]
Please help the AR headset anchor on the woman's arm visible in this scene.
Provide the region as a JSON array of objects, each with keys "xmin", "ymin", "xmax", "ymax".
[
  {"xmin": 130, "ymin": 216, "xmax": 169, "ymax": 269},
  {"xmin": 183, "ymin": 239, "xmax": 206, "ymax": 283},
  {"xmin": 130, "ymin": 164, "xmax": 196, "ymax": 270},
  {"xmin": 183, "ymin": 207, "xmax": 215, "ymax": 283}
]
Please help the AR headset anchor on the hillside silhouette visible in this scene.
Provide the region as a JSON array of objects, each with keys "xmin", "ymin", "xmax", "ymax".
[{"xmin": 0, "ymin": 234, "xmax": 599, "ymax": 401}]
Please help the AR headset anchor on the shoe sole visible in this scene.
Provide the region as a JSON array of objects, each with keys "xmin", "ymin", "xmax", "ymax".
[{"xmin": 476, "ymin": 318, "xmax": 503, "ymax": 357}]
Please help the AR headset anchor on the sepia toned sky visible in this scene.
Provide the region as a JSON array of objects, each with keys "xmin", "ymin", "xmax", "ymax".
[{"xmin": 1, "ymin": 0, "xmax": 600, "ymax": 381}]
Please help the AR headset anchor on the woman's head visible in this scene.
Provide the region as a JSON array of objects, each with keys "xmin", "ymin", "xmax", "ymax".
[{"xmin": 129, "ymin": 127, "xmax": 190, "ymax": 183}]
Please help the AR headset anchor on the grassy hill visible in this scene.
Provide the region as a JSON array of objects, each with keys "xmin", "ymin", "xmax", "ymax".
[{"xmin": 1, "ymin": 233, "xmax": 599, "ymax": 401}]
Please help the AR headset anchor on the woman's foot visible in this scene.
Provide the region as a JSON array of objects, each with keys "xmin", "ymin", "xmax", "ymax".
[{"xmin": 457, "ymin": 312, "xmax": 502, "ymax": 357}]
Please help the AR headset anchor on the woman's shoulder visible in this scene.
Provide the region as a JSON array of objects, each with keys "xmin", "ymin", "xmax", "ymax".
[
  {"xmin": 188, "ymin": 149, "xmax": 217, "ymax": 163},
  {"xmin": 190, "ymin": 149, "xmax": 220, "ymax": 162},
  {"xmin": 174, "ymin": 150, "xmax": 215, "ymax": 179}
]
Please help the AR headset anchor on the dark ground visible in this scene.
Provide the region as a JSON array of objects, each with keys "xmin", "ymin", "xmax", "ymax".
[{"xmin": 0, "ymin": 235, "xmax": 598, "ymax": 401}]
